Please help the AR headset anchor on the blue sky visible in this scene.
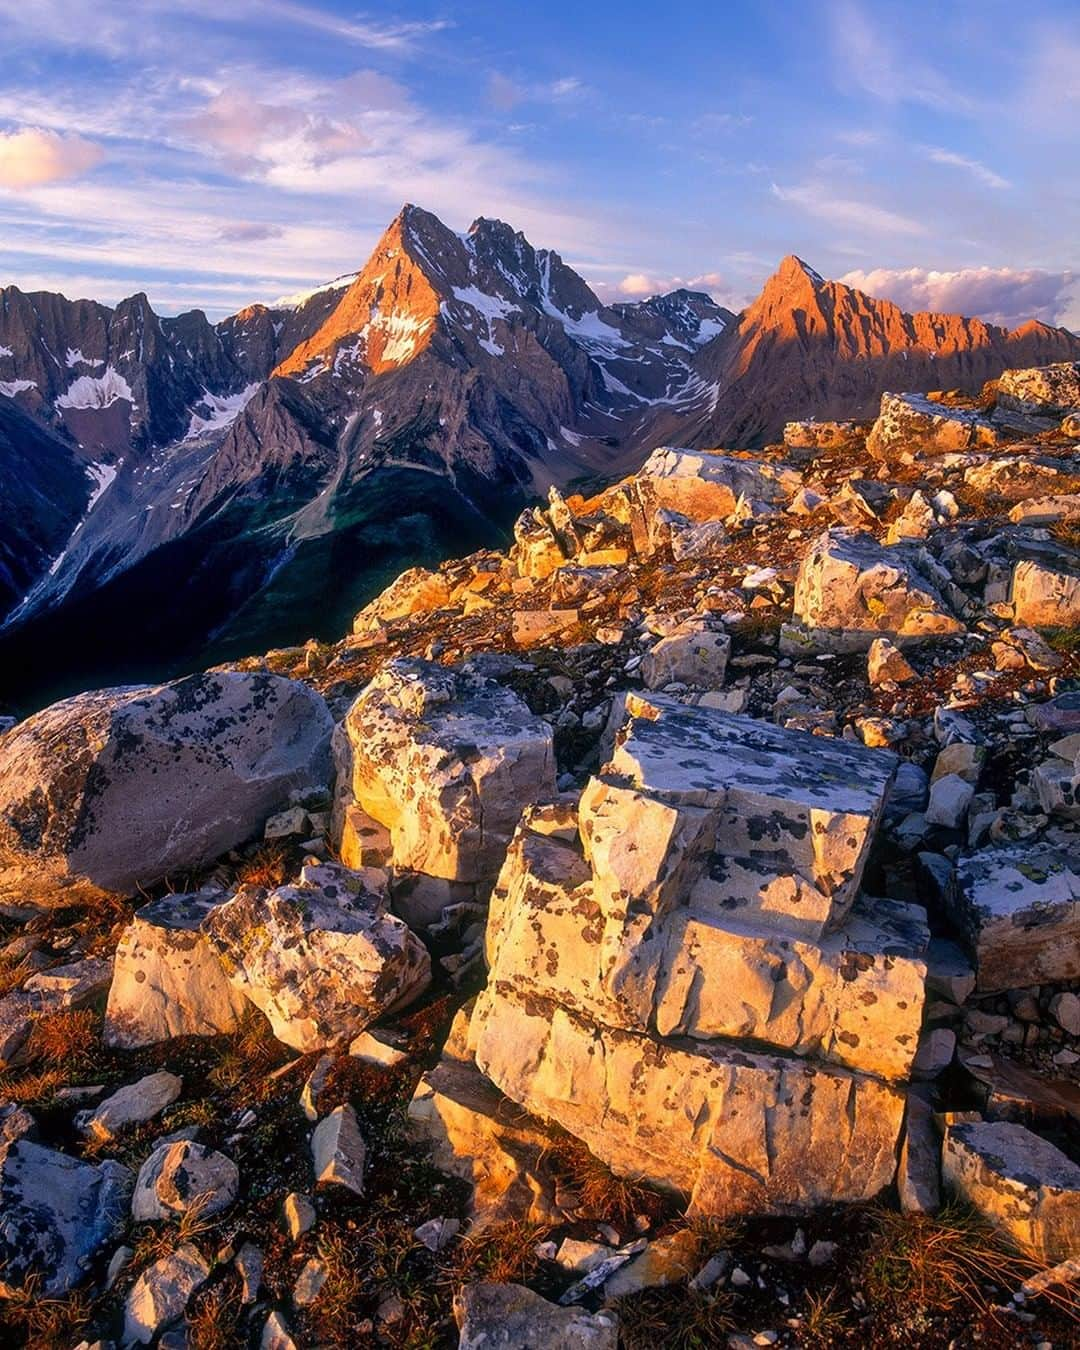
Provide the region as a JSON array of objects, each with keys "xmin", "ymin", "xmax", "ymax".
[{"xmin": 0, "ymin": 0, "xmax": 1076, "ymax": 326}]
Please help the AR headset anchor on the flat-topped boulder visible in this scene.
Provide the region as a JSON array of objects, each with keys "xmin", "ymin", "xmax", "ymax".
[
  {"xmin": 203, "ymin": 861, "xmax": 430, "ymax": 1052},
  {"xmin": 943, "ymin": 1119, "xmax": 1080, "ymax": 1264},
  {"xmin": 0, "ymin": 1140, "xmax": 132, "ymax": 1297},
  {"xmin": 788, "ymin": 527, "xmax": 964, "ymax": 652},
  {"xmin": 996, "ymin": 361, "xmax": 1080, "ymax": 417},
  {"xmin": 867, "ymin": 392, "xmax": 1003, "ymax": 458},
  {"xmin": 1011, "ymin": 550, "xmax": 1080, "ymax": 629},
  {"xmin": 485, "ymin": 812, "xmax": 928, "ymax": 1080},
  {"xmin": 0, "ymin": 672, "xmax": 333, "ymax": 910},
  {"xmin": 603, "ymin": 692, "xmax": 897, "ymax": 931},
  {"xmin": 783, "ymin": 420, "xmax": 865, "ymax": 451},
  {"xmin": 471, "ymin": 987, "xmax": 905, "ymax": 1216},
  {"xmin": 337, "ymin": 658, "xmax": 555, "ymax": 886},
  {"xmin": 948, "ymin": 839, "xmax": 1080, "ymax": 993},
  {"xmin": 104, "ymin": 890, "xmax": 249, "ymax": 1048}
]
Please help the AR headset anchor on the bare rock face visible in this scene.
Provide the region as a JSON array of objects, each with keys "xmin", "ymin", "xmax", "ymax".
[
  {"xmin": 787, "ymin": 527, "xmax": 964, "ymax": 652},
  {"xmin": 947, "ymin": 839, "xmax": 1080, "ymax": 994},
  {"xmin": 466, "ymin": 696, "xmax": 920, "ymax": 1216},
  {"xmin": 338, "ymin": 658, "xmax": 555, "ymax": 890},
  {"xmin": 455, "ymin": 1282, "xmax": 618, "ymax": 1350},
  {"xmin": 866, "ymin": 392, "xmax": 1002, "ymax": 459},
  {"xmin": 104, "ymin": 890, "xmax": 249, "ymax": 1048},
  {"xmin": 0, "ymin": 1140, "xmax": 132, "ymax": 1297},
  {"xmin": 0, "ymin": 672, "xmax": 333, "ymax": 910},
  {"xmin": 352, "ymin": 566, "xmax": 451, "ymax": 635},
  {"xmin": 203, "ymin": 862, "xmax": 430, "ymax": 1053},
  {"xmin": 996, "ymin": 361, "xmax": 1080, "ymax": 416},
  {"xmin": 943, "ymin": 1119, "xmax": 1080, "ymax": 1264}
]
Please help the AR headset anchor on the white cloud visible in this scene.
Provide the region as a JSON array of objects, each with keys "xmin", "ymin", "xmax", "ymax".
[
  {"xmin": 841, "ymin": 265, "xmax": 1077, "ymax": 328},
  {"xmin": 0, "ymin": 127, "xmax": 103, "ymax": 188},
  {"xmin": 923, "ymin": 147, "xmax": 1009, "ymax": 190},
  {"xmin": 771, "ymin": 181, "xmax": 927, "ymax": 237}
]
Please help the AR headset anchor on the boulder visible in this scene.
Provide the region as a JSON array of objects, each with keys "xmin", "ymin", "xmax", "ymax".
[
  {"xmin": 600, "ymin": 693, "xmax": 897, "ymax": 934},
  {"xmin": 203, "ymin": 862, "xmax": 430, "ymax": 1053},
  {"xmin": 1011, "ymin": 554, "xmax": 1080, "ymax": 628},
  {"xmin": 123, "ymin": 1243, "xmax": 210, "ymax": 1345},
  {"xmin": 788, "ymin": 528, "xmax": 963, "ymax": 652},
  {"xmin": 948, "ymin": 840, "xmax": 1080, "ymax": 993},
  {"xmin": 104, "ymin": 891, "xmax": 249, "ymax": 1048},
  {"xmin": 352, "ymin": 565, "xmax": 450, "ymax": 635},
  {"xmin": 338, "ymin": 658, "xmax": 555, "ymax": 886},
  {"xmin": 867, "ymin": 392, "xmax": 1002, "ymax": 458},
  {"xmin": 783, "ymin": 419, "xmax": 865, "ymax": 451},
  {"xmin": 640, "ymin": 619, "xmax": 730, "ymax": 690},
  {"xmin": 898, "ymin": 1092, "xmax": 941, "ymax": 1214},
  {"xmin": 0, "ymin": 673, "xmax": 333, "ymax": 909},
  {"xmin": 471, "ymin": 987, "xmax": 905, "ymax": 1216},
  {"xmin": 867, "ymin": 637, "xmax": 917, "ymax": 686},
  {"xmin": 943, "ymin": 1120, "xmax": 1080, "ymax": 1264},
  {"xmin": 1008, "ymin": 494, "xmax": 1080, "ymax": 526},
  {"xmin": 0, "ymin": 1141, "xmax": 132, "ymax": 1297},
  {"xmin": 996, "ymin": 361, "xmax": 1080, "ymax": 416},
  {"xmin": 454, "ymin": 1282, "xmax": 618, "ymax": 1350},
  {"xmin": 510, "ymin": 507, "xmax": 566, "ymax": 580},
  {"xmin": 131, "ymin": 1139, "xmax": 239, "ymax": 1221},
  {"xmin": 311, "ymin": 1103, "xmax": 366, "ymax": 1196}
]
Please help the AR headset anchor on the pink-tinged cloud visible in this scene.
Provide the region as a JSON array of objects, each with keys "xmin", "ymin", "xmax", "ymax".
[
  {"xmin": 0, "ymin": 127, "xmax": 103, "ymax": 188},
  {"xmin": 841, "ymin": 265, "xmax": 1078, "ymax": 329}
]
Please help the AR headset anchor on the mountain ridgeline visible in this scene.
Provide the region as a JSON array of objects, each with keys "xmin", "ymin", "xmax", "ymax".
[{"xmin": 1, "ymin": 204, "xmax": 1077, "ymax": 709}]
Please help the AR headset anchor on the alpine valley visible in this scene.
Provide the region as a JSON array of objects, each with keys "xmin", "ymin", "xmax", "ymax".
[{"xmin": 1, "ymin": 203, "xmax": 1077, "ymax": 709}]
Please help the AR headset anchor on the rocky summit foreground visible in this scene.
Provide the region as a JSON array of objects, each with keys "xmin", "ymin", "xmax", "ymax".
[{"xmin": 0, "ymin": 363, "xmax": 1078, "ymax": 1347}]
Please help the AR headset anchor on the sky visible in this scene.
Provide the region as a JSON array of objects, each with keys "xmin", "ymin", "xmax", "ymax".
[{"xmin": 0, "ymin": 0, "xmax": 1077, "ymax": 328}]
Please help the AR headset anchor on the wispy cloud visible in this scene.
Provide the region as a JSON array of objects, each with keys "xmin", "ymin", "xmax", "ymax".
[
  {"xmin": 0, "ymin": 128, "xmax": 103, "ymax": 188},
  {"xmin": 922, "ymin": 146, "xmax": 1009, "ymax": 190},
  {"xmin": 771, "ymin": 181, "xmax": 927, "ymax": 236}
]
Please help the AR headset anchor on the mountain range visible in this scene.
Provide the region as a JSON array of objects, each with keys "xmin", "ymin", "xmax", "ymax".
[{"xmin": 1, "ymin": 202, "xmax": 1077, "ymax": 709}]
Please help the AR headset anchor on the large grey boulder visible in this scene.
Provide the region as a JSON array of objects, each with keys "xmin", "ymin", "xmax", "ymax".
[
  {"xmin": 203, "ymin": 862, "xmax": 430, "ymax": 1053},
  {"xmin": 0, "ymin": 1140, "xmax": 132, "ymax": 1297},
  {"xmin": 787, "ymin": 528, "xmax": 964, "ymax": 652},
  {"xmin": 0, "ymin": 672, "xmax": 333, "ymax": 909},
  {"xmin": 866, "ymin": 391, "xmax": 1002, "ymax": 458},
  {"xmin": 996, "ymin": 361, "xmax": 1080, "ymax": 416},
  {"xmin": 455, "ymin": 1282, "xmax": 618, "ymax": 1350}
]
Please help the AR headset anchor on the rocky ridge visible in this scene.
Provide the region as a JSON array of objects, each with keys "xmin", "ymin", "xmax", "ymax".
[{"xmin": 0, "ymin": 362, "xmax": 1078, "ymax": 1345}]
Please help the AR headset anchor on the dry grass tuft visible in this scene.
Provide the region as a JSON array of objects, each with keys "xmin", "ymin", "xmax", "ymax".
[
  {"xmin": 0, "ymin": 1278, "xmax": 92, "ymax": 1345},
  {"xmin": 26, "ymin": 1007, "xmax": 99, "ymax": 1071},
  {"xmin": 208, "ymin": 1007, "xmax": 284, "ymax": 1091},
  {"xmin": 860, "ymin": 1203, "xmax": 1032, "ymax": 1316},
  {"xmin": 0, "ymin": 1067, "xmax": 66, "ymax": 1105},
  {"xmin": 442, "ymin": 1218, "xmax": 551, "ymax": 1289},
  {"xmin": 185, "ymin": 1276, "xmax": 243, "ymax": 1350},
  {"xmin": 800, "ymin": 1286, "xmax": 851, "ymax": 1345},
  {"xmin": 544, "ymin": 1134, "xmax": 666, "ymax": 1228},
  {"xmin": 614, "ymin": 1285, "xmax": 736, "ymax": 1349},
  {"xmin": 235, "ymin": 841, "xmax": 291, "ymax": 889}
]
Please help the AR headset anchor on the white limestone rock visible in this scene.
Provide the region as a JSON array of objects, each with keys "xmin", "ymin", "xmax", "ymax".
[
  {"xmin": 948, "ymin": 840, "xmax": 1080, "ymax": 993},
  {"xmin": 123, "ymin": 1243, "xmax": 210, "ymax": 1345},
  {"xmin": 131, "ymin": 1139, "xmax": 239, "ymax": 1221},
  {"xmin": 1011, "ymin": 553, "xmax": 1080, "ymax": 629},
  {"xmin": 311, "ymin": 1103, "xmax": 366, "ymax": 1196},
  {"xmin": 203, "ymin": 862, "xmax": 430, "ymax": 1054},
  {"xmin": 867, "ymin": 392, "xmax": 1003, "ymax": 458},
  {"xmin": 455, "ymin": 1282, "xmax": 618, "ymax": 1350},
  {"xmin": 640, "ymin": 620, "xmax": 730, "ymax": 690},
  {"xmin": 79, "ymin": 1071, "xmax": 182, "ymax": 1142},
  {"xmin": 104, "ymin": 890, "xmax": 249, "ymax": 1048},
  {"xmin": 0, "ymin": 672, "xmax": 333, "ymax": 910},
  {"xmin": 788, "ymin": 528, "xmax": 963, "ymax": 652},
  {"xmin": 339, "ymin": 658, "xmax": 555, "ymax": 886},
  {"xmin": 943, "ymin": 1119, "xmax": 1080, "ymax": 1264},
  {"xmin": 996, "ymin": 361, "xmax": 1080, "ymax": 416}
]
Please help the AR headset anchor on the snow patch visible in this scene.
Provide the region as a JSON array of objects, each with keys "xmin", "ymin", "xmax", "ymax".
[
  {"xmin": 56, "ymin": 366, "xmax": 134, "ymax": 411},
  {"xmin": 695, "ymin": 317, "xmax": 727, "ymax": 344},
  {"xmin": 184, "ymin": 383, "xmax": 260, "ymax": 439},
  {"xmin": 273, "ymin": 272, "xmax": 359, "ymax": 309},
  {"xmin": 0, "ymin": 344, "xmax": 12, "ymax": 358},
  {"xmin": 85, "ymin": 460, "xmax": 118, "ymax": 511},
  {"xmin": 0, "ymin": 379, "xmax": 36, "ymax": 398},
  {"xmin": 65, "ymin": 348, "xmax": 104, "ymax": 369}
]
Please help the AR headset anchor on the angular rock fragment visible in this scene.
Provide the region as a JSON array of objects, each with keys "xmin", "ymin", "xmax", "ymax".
[
  {"xmin": 943, "ymin": 1119, "xmax": 1080, "ymax": 1264},
  {"xmin": 123, "ymin": 1243, "xmax": 210, "ymax": 1345},
  {"xmin": 79, "ymin": 1071, "xmax": 182, "ymax": 1142},
  {"xmin": 203, "ymin": 862, "xmax": 429, "ymax": 1053},
  {"xmin": 867, "ymin": 391, "xmax": 1002, "ymax": 458},
  {"xmin": 996, "ymin": 361, "xmax": 1080, "ymax": 416},
  {"xmin": 0, "ymin": 1141, "xmax": 132, "ymax": 1297},
  {"xmin": 311, "ymin": 1103, "xmax": 366, "ymax": 1196},
  {"xmin": 640, "ymin": 619, "xmax": 730, "ymax": 690},
  {"xmin": 352, "ymin": 565, "xmax": 450, "ymax": 634},
  {"xmin": 104, "ymin": 891, "xmax": 249, "ymax": 1048},
  {"xmin": 454, "ymin": 1281, "xmax": 618, "ymax": 1350},
  {"xmin": 0, "ymin": 673, "xmax": 333, "ymax": 910},
  {"xmin": 1011, "ymin": 553, "xmax": 1080, "ymax": 628}
]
